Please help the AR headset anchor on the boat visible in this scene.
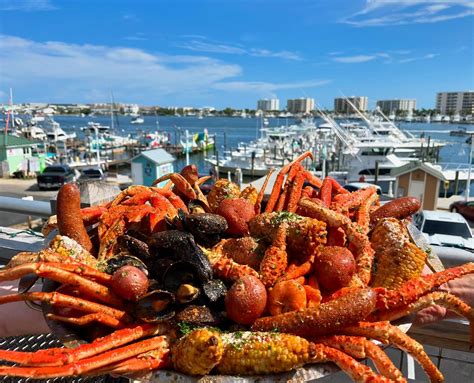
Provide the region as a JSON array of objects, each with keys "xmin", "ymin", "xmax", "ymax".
[
  {"xmin": 452, "ymin": 113, "xmax": 461, "ymax": 123},
  {"xmin": 131, "ymin": 116, "xmax": 144, "ymax": 124},
  {"xmin": 141, "ymin": 131, "xmax": 169, "ymax": 149},
  {"xmin": 44, "ymin": 118, "xmax": 76, "ymax": 142},
  {"xmin": 82, "ymin": 121, "xmax": 136, "ymax": 153},
  {"xmin": 442, "ymin": 115, "xmax": 451, "ymax": 123},
  {"xmin": 432, "ymin": 114, "xmax": 443, "ymax": 122},
  {"xmin": 180, "ymin": 129, "xmax": 215, "ymax": 153},
  {"xmin": 449, "ymin": 127, "xmax": 468, "ymax": 136},
  {"xmin": 20, "ymin": 124, "xmax": 47, "ymax": 141}
]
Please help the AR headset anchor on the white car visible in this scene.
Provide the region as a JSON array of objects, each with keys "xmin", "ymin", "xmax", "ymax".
[{"xmin": 413, "ymin": 210, "xmax": 474, "ymax": 252}]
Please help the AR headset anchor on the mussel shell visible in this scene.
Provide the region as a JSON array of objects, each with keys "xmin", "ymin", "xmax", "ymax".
[
  {"xmin": 146, "ymin": 258, "xmax": 175, "ymax": 281},
  {"xmin": 103, "ymin": 253, "xmax": 148, "ymax": 275},
  {"xmin": 184, "ymin": 213, "xmax": 228, "ymax": 247},
  {"xmin": 117, "ymin": 235, "xmax": 151, "ymax": 261},
  {"xmin": 162, "ymin": 261, "xmax": 200, "ymax": 292},
  {"xmin": 134, "ymin": 290, "xmax": 175, "ymax": 323},
  {"xmin": 149, "ymin": 230, "xmax": 212, "ymax": 282},
  {"xmin": 175, "ymin": 305, "xmax": 223, "ymax": 327},
  {"xmin": 202, "ymin": 279, "xmax": 227, "ymax": 304}
]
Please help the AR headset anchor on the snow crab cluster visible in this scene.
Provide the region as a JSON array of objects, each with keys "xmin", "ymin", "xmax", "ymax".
[{"xmin": 0, "ymin": 154, "xmax": 473, "ymax": 382}]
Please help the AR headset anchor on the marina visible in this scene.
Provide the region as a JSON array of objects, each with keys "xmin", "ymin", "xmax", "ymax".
[{"xmin": 2, "ymin": 113, "xmax": 474, "ymax": 197}]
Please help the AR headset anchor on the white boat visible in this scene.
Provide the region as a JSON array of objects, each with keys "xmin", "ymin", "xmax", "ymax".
[
  {"xmin": 388, "ymin": 111, "xmax": 396, "ymax": 121},
  {"xmin": 452, "ymin": 113, "xmax": 461, "ymax": 123},
  {"xmin": 432, "ymin": 114, "xmax": 443, "ymax": 122},
  {"xmin": 45, "ymin": 118, "xmax": 76, "ymax": 142},
  {"xmin": 423, "ymin": 115, "xmax": 431, "ymax": 123},
  {"xmin": 82, "ymin": 121, "xmax": 136, "ymax": 151},
  {"xmin": 142, "ymin": 131, "xmax": 169, "ymax": 149},
  {"xmin": 21, "ymin": 125, "xmax": 47, "ymax": 141},
  {"xmin": 442, "ymin": 115, "xmax": 451, "ymax": 123},
  {"xmin": 131, "ymin": 116, "xmax": 144, "ymax": 124}
]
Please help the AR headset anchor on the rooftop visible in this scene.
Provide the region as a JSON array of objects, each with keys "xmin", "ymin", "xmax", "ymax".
[
  {"xmin": 0, "ymin": 134, "xmax": 39, "ymax": 148},
  {"xmin": 131, "ymin": 148, "xmax": 175, "ymax": 165}
]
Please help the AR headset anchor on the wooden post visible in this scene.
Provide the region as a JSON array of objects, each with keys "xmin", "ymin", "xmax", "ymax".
[
  {"xmin": 251, "ymin": 151, "xmax": 256, "ymax": 179},
  {"xmin": 426, "ymin": 136, "xmax": 431, "ymax": 161},
  {"xmin": 454, "ymin": 170, "xmax": 460, "ymax": 195},
  {"xmin": 374, "ymin": 161, "xmax": 379, "ymax": 185}
]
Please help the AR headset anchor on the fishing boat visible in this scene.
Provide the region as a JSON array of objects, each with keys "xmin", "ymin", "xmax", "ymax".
[
  {"xmin": 449, "ymin": 127, "xmax": 468, "ymax": 136},
  {"xmin": 131, "ymin": 116, "xmax": 145, "ymax": 124}
]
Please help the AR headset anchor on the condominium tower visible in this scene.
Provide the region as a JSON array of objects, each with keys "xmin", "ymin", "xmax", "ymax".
[
  {"xmin": 436, "ymin": 91, "xmax": 474, "ymax": 115},
  {"xmin": 286, "ymin": 98, "xmax": 315, "ymax": 114},
  {"xmin": 376, "ymin": 99, "xmax": 416, "ymax": 113},
  {"xmin": 334, "ymin": 97, "xmax": 368, "ymax": 113},
  {"xmin": 257, "ymin": 98, "xmax": 280, "ymax": 111}
]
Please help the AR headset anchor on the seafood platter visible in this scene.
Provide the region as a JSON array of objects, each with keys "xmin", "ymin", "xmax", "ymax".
[{"xmin": 0, "ymin": 151, "xmax": 473, "ymax": 382}]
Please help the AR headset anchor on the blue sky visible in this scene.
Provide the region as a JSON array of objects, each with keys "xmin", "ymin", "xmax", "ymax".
[{"xmin": 0, "ymin": 0, "xmax": 472, "ymax": 109}]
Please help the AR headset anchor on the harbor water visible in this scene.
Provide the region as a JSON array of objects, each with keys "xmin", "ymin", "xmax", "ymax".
[{"xmin": 52, "ymin": 115, "xmax": 472, "ymax": 176}]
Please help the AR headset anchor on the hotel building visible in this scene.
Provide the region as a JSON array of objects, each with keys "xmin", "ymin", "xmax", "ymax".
[
  {"xmin": 436, "ymin": 91, "xmax": 474, "ymax": 115},
  {"xmin": 286, "ymin": 98, "xmax": 315, "ymax": 114},
  {"xmin": 376, "ymin": 99, "xmax": 416, "ymax": 113},
  {"xmin": 257, "ymin": 98, "xmax": 280, "ymax": 111},
  {"xmin": 334, "ymin": 96, "xmax": 368, "ymax": 113}
]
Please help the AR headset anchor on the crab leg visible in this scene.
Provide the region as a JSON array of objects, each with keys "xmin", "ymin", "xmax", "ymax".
[
  {"xmin": 255, "ymin": 168, "xmax": 274, "ymax": 214},
  {"xmin": 260, "ymin": 223, "xmax": 288, "ymax": 287},
  {"xmin": 0, "ymin": 292, "xmax": 130, "ymax": 322},
  {"xmin": 0, "ymin": 263, "xmax": 122, "ymax": 307},
  {"xmin": 286, "ymin": 170, "xmax": 306, "ymax": 212},
  {"xmin": 275, "ymin": 163, "xmax": 302, "ymax": 211},
  {"xmin": 375, "ymin": 263, "xmax": 474, "ymax": 311},
  {"xmin": 0, "ymin": 324, "xmax": 168, "ymax": 367},
  {"xmin": 319, "ymin": 335, "xmax": 405, "ymax": 382},
  {"xmin": 332, "ymin": 187, "xmax": 377, "ymax": 213},
  {"xmin": 265, "ymin": 151, "xmax": 313, "ymax": 213},
  {"xmin": 372, "ymin": 291, "xmax": 474, "ymax": 344},
  {"xmin": 46, "ymin": 313, "xmax": 125, "ymax": 329},
  {"xmin": 85, "ymin": 348, "xmax": 170, "ymax": 376},
  {"xmin": 109, "ymin": 185, "xmax": 152, "ymax": 207},
  {"xmin": 342, "ymin": 321, "xmax": 444, "ymax": 383},
  {"xmin": 0, "ymin": 336, "xmax": 169, "ymax": 378},
  {"xmin": 319, "ymin": 177, "xmax": 333, "ymax": 206},
  {"xmin": 0, "ymin": 262, "xmax": 111, "ymax": 286},
  {"xmin": 152, "ymin": 173, "xmax": 197, "ymax": 200},
  {"xmin": 153, "ymin": 189, "xmax": 189, "ymax": 213}
]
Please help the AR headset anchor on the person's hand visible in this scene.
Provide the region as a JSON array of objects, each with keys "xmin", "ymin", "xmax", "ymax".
[{"xmin": 413, "ymin": 273, "xmax": 474, "ymax": 326}]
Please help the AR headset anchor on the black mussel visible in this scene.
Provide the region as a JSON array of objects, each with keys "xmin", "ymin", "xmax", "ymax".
[
  {"xmin": 134, "ymin": 290, "xmax": 175, "ymax": 323},
  {"xmin": 202, "ymin": 279, "xmax": 227, "ymax": 304},
  {"xmin": 162, "ymin": 261, "xmax": 200, "ymax": 292},
  {"xmin": 183, "ymin": 213, "xmax": 228, "ymax": 247},
  {"xmin": 149, "ymin": 230, "xmax": 212, "ymax": 282},
  {"xmin": 176, "ymin": 284, "xmax": 200, "ymax": 304},
  {"xmin": 103, "ymin": 253, "xmax": 148, "ymax": 275},
  {"xmin": 176, "ymin": 305, "xmax": 223, "ymax": 327},
  {"xmin": 117, "ymin": 235, "xmax": 151, "ymax": 260},
  {"xmin": 146, "ymin": 258, "xmax": 175, "ymax": 281}
]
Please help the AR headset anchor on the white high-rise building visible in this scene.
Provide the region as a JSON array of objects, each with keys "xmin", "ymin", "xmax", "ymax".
[
  {"xmin": 286, "ymin": 98, "xmax": 315, "ymax": 114},
  {"xmin": 376, "ymin": 99, "xmax": 416, "ymax": 113},
  {"xmin": 436, "ymin": 91, "xmax": 474, "ymax": 115},
  {"xmin": 334, "ymin": 97, "xmax": 368, "ymax": 113},
  {"xmin": 257, "ymin": 98, "xmax": 280, "ymax": 111}
]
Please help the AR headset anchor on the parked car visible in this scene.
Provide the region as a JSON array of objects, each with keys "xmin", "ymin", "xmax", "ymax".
[
  {"xmin": 78, "ymin": 168, "xmax": 105, "ymax": 181},
  {"xmin": 449, "ymin": 200, "xmax": 474, "ymax": 221},
  {"xmin": 37, "ymin": 165, "xmax": 76, "ymax": 190},
  {"xmin": 343, "ymin": 182, "xmax": 382, "ymax": 195},
  {"xmin": 413, "ymin": 210, "xmax": 474, "ymax": 252}
]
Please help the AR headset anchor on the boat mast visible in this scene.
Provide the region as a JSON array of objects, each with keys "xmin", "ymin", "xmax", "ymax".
[{"xmin": 110, "ymin": 92, "xmax": 114, "ymax": 133}]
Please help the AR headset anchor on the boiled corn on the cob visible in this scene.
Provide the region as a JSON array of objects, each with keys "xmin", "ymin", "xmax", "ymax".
[
  {"xmin": 370, "ymin": 218, "xmax": 427, "ymax": 289},
  {"xmin": 171, "ymin": 328, "xmax": 387, "ymax": 381}
]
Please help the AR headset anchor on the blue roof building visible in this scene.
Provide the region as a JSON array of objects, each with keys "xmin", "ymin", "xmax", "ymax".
[{"xmin": 131, "ymin": 148, "xmax": 175, "ymax": 187}]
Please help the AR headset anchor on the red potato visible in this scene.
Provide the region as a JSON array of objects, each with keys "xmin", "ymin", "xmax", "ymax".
[
  {"xmin": 225, "ymin": 275, "xmax": 267, "ymax": 325},
  {"xmin": 217, "ymin": 198, "xmax": 256, "ymax": 236},
  {"xmin": 110, "ymin": 266, "xmax": 149, "ymax": 302},
  {"xmin": 314, "ymin": 246, "xmax": 356, "ymax": 292}
]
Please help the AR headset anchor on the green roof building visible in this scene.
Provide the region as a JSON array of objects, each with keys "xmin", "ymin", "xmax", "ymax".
[{"xmin": 0, "ymin": 133, "xmax": 44, "ymax": 177}]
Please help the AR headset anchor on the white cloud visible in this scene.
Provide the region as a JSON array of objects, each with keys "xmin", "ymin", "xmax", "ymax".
[
  {"xmin": 212, "ymin": 79, "xmax": 331, "ymax": 93},
  {"xmin": 333, "ymin": 55, "xmax": 378, "ymax": 63},
  {"xmin": 177, "ymin": 37, "xmax": 302, "ymax": 61},
  {"xmin": 0, "ymin": 0, "xmax": 55, "ymax": 11},
  {"xmin": 0, "ymin": 34, "xmax": 321, "ymax": 104},
  {"xmin": 331, "ymin": 52, "xmax": 393, "ymax": 63},
  {"xmin": 399, "ymin": 52, "xmax": 440, "ymax": 62},
  {"xmin": 342, "ymin": 0, "xmax": 474, "ymax": 26}
]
